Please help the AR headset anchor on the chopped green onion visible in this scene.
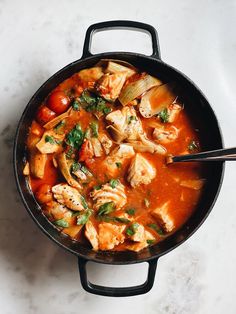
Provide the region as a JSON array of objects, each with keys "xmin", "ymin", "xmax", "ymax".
[
  {"xmin": 147, "ymin": 223, "xmax": 164, "ymax": 235},
  {"xmin": 126, "ymin": 222, "xmax": 139, "ymax": 236},
  {"xmin": 54, "ymin": 219, "xmax": 69, "ymax": 228},
  {"xmin": 98, "ymin": 202, "xmax": 115, "ymax": 216},
  {"xmin": 128, "ymin": 115, "xmax": 137, "ymax": 124},
  {"xmin": 126, "ymin": 208, "xmax": 136, "ymax": 216},
  {"xmin": 72, "ymin": 99, "xmax": 80, "ymax": 111},
  {"xmin": 90, "ymin": 121, "xmax": 99, "ymax": 138},
  {"xmin": 116, "ymin": 162, "xmax": 122, "ymax": 168},
  {"xmin": 76, "ymin": 209, "xmax": 92, "ymax": 225},
  {"xmin": 109, "ymin": 179, "xmax": 119, "ymax": 189},
  {"xmin": 158, "ymin": 108, "xmax": 169, "ymax": 123},
  {"xmin": 147, "ymin": 239, "xmax": 155, "ymax": 245},
  {"xmin": 45, "ymin": 135, "xmax": 55, "ymax": 144},
  {"xmin": 81, "ymin": 196, "xmax": 88, "ymax": 209}
]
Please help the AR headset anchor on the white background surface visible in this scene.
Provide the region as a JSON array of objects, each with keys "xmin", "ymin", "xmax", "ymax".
[{"xmin": 0, "ymin": 0, "xmax": 236, "ymax": 313}]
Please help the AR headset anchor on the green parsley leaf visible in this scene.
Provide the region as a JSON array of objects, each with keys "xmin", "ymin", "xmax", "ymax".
[
  {"xmin": 116, "ymin": 162, "xmax": 122, "ymax": 168},
  {"xmin": 81, "ymin": 196, "xmax": 88, "ymax": 209},
  {"xmin": 90, "ymin": 121, "xmax": 99, "ymax": 138},
  {"xmin": 128, "ymin": 115, "xmax": 137, "ymax": 124},
  {"xmin": 93, "ymin": 184, "xmax": 102, "ymax": 190},
  {"xmin": 66, "ymin": 124, "xmax": 84, "ymax": 149},
  {"xmin": 80, "ymin": 90, "xmax": 112, "ymax": 115},
  {"xmin": 45, "ymin": 135, "xmax": 55, "ymax": 144},
  {"xmin": 76, "ymin": 209, "xmax": 92, "ymax": 225},
  {"xmin": 71, "ymin": 162, "xmax": 80, "ymax": 173},
  {"xmin": 147, "ymin": 239, "xmax": 155, "ymax": 245},
  {"xmin": 98, "ymin": 202, "xmax": 115, "ymax": 216},
  {"xmin": 158, "ymin": 108, "xmax": 169, "ymax": 123},
  {"xmin": 147, "ymin": 223, "xmax": 164, "ymax": 235},
  {"xmin": 109, "ymin": 179, "xmax": 119, "ymax": 189},
  {"xmin": 126, "ymin": 208, "xmax": 136, "ymax": 216},
  {"xmin": 54, "ymin": 219, "xmax": 69, "ymax": 228},
  {"xmin": 72, "ymin": 99, "xmax": 80, "ymax": 111},
  {"xmin": 126, "ymin": 222, "xmax": 139, "ymax": 236}
]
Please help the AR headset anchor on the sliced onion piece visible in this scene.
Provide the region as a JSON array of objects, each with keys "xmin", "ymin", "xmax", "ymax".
[
  {"xmin": 105, "ymin": 61, "xmax": 136, "ymax": 78},
  {"xmin": 118, "ymin": 74, "xmax": 162, "ymax": 106},
  {"xmin": 139, "ymin": 83, "xmax": 176, "ymax": 118}
]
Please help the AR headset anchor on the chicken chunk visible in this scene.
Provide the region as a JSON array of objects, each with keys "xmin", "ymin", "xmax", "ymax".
[
  {"xmin": 129, "ymin": 223, "xmax": 146, "ymax": 242},
  {"xmin": 90, "ymin": 181, "xmax": 127, "ymax": 211},
  {"xmin": 127, "ymin": 154, "xmax": 156, "ymax": 188},
  {"xmin": 52, "ymin": 183, "xmax": 84, "ymax": 211},
  {"xmin": 78, "ymin": 67, "xmax": 104, "ymax": 82},
  {"xmin": 36, "ymin": 130, "xmax": 64, "ymax": 154},
  {"xmin": 151, "ymin": 202, "xmax": 175, "ymax": 232},
  {"xmin": 153, "ymin": 125, "xmax": 179, "ymax": 144},
  {"xmin": 128, "ymin": 134, "xmax": 166, "ymax": 154},
  {"xmin": 98, "ymin": 222, "xmax": 126, "ymax": 250},
  {"xmin": 126, "ymin": 230, "xmax": 155, "ymax": 252},
  {"xmin": 44, "ymin": 201, "xmax": 72, "ymax": 220},
  {"xmin": 106, "ymin": 106, "xmax": 143, "ymax": 143},
  {"xmin": 85, "ymin": 221, "xmax": 99, "ymax": 251},
  {"xmin": 90, "ymin": 138, "xmax": 103, "ymax": 157},
  {"xmin": 95, "ymin": 72, "xmax": 127, "ymax": 101},
  {"xmin": 29, "ymin": 151, "xmax": 47, "ymax": 179},
  {"xmin": 103, "ymin": 144, "xmax": 135, "ymax": 176},
  {"xmin": 98, "ymin": 133, "xmax": 113, "ymax": 155},
  {"xmin": 167, "ymin": 103, "xmax": 182, "ymax": 123}
]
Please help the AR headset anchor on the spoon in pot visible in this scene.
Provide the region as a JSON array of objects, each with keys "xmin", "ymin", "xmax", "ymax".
[{"xmin": 166, "ymin": 147, "xmax": 236, "ymax": 164}]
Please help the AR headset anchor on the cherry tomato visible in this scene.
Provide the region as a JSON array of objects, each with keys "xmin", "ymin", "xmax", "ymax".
[
  {"xmin": 47, "ymin": 91, "xmax": 70, "ymax": 114},
  {"xmin": 36, "ymin": 106, "xmax": 56, "ymax": 125},
  {"xmin": 35, "ymin": 184, "xmax": 53, "ymax": 204}
]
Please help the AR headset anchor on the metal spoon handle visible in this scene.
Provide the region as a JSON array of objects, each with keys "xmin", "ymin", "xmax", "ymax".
[{"xmin": 171, "ymin": 147, "xmax": 236, "ymax": 163}]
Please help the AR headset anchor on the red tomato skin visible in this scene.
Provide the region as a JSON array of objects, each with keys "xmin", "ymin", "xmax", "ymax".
[
  {"xmin": 36, "ymin": 106, "xmax": 56, "ymax": 125},
  {"xmin": 47, "ymin": 91, "xmax": 70, "ymax": 114}
]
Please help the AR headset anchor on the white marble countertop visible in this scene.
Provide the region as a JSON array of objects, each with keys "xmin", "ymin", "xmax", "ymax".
[{"xmin": 0, "ymin": 0, "xmax": 236, "ymax": 313}]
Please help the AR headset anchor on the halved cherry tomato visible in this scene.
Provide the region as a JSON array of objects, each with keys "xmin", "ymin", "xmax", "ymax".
[
  {"xmin": 79, "ymin": 140, "xmax": 94, "ymax": 161},
  {"xmin": 47, "ymin": 91, "xmax": 70, "ymax": 114},
  {"xmin": 31, "ymin": 120, "xmax": 44, "ymax": 137},
  {"xmin": 36, "ymin": 105, "xmax": 56, "ymax": 125}
]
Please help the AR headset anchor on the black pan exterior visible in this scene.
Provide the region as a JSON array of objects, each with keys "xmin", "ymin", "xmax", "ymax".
[{"xmin": 14, "ymin": 51, "xmax": 224, "ymax": 265}]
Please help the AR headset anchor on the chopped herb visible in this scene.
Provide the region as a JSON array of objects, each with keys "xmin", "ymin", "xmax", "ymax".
[
  {"xmin": 144, "ymin": 198, "xmax": 150, "ymax": 208},
  {"xmin": 147, "ymin": 223, "xmax": 164, "ymax": 235},
  {"xmin": 76, "ymin": 209, "xmax": 92, "ymax": 225},
  {"xmin": 54, "ymin": 219, "xmax": 69, "ymax": 228},
  {"xmin": 80, "ymin": 90, "xmax": 112, "ymax": 115},
  {"xmin": 109, "ymin": 178, "xmax": 119, "ymax": 189},
  {"xmin": 71, "ymin": 162, "xmax": 80, "ymax": 172},
  {"xmin": 84, "ymin": 128, "xmax": 90, "ymax": 139},
  {"xmin": 45, "ymin": 135, "xmax": 55, "ymax": 144},
  {"xmin": 81, "ymin": 165, "xmax": 89, "ymax": 175},
  {"xmin": 94, "ymin": 184, "xmax": 102, "ymax": 190},
  {"xmin": 72, "ymin": 99, "xmax": 80, "ymax": 111},
  {"xmin": 158, "ymin": 108, "xmax": 169, "ymax": 123},
  {"xmin": 66, "ymin": 124, "xmax": 84, "ymax": 149},
  {"xmin": 113, "ymin": 217, "xmax": 130, "ymax": 224},
  {"xmin": 90, "ymin": 121, "xmax": 99, "ymax": 138},
  {"xmin": 81, "ymin": 196, "xmax": 88, "ymax": 209},
  {"xmin": 99, "ymin": 216, "xmax": 130, "ymax": 224},
  {"xmin": 126, "ymin": 208, "xmax": 136, "ymax": 216},
  {"xmin": 116, "ymin": 162, "xmax": 122, "ymax": 168},
  {"xmin": 54, "ymin": 120, "xmax": 65, "ymax": 131},
  {"xmin": 188, "ymin": 140, "xmax": 199, "ymax": 151},
  {"xmin": 126, "ymin": 222, "xmax": 139, "ymax": 236},
  {"xmin": 147, "ymin": 239, "xmax": 155, "ymax": 245},
  {"xmin": 66, "ymin": 146, "xmax": 74, "ymax": 159},
  {"xmin": 128, "ymin": 115, "xmax": 137, "ymax": 124},
  {"xmin": 98, "ymin": 202, "xmax": 115, "ymax": 216}
]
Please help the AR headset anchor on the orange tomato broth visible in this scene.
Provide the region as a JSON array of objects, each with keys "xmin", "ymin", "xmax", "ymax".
[{"xmin": 28, "ymin": 69, "xmax": 205, "ymax": 249}]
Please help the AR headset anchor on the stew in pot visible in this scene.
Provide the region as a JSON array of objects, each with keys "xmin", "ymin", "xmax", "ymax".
[{"xmin": 23, "ymin": 59, "xmax": 205, "ymax": 252}]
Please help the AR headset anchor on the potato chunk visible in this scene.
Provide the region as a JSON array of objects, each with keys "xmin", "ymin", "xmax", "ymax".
[{"xmin": 98, "ymin": 222, "xmax": 126, "ymax": 250}]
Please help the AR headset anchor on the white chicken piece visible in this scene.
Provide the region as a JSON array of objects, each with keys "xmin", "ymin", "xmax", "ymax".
[
  {"xmin": 128, "ymin": 134, "xmax": 166, "ymax": 155},
  {"xmin": 90, "ymin": 181, "xmax": 127, "ymax": 211},
  {"xmin": 167, "ymin": 103, "xmax": 182, "ymax": 123},
  {"xmin": 127, "ymin": 154, "xmax": 156, "ymax": 188},
  {"xmin": 90, "ymin": 138, "xmax": 103, "ymax": 157},
  {"xmin": 85, "ymin": 221, "xmax": 99, "ymax": 251},
  {"xmin": 153, "ymin": 125, "xmax": 179, "ymax": 144},
  {"xmin": 98, "ymin": 222, "xmax": 126, "ymax": 250},
  {"xmin": 126, "ymin": 230, "xmax": 155, "ymax": 252},
  {"xmin": 29, "ymin": 151, "xmax": 47, "ymax": 179},
  {"xmin": 52, "ymin": 183, "xmax": 84, "ymax": 211},
  {"xmin": 44, "ymin": 201, "xmax": 72, "ymax": 220},
  {"xmin": 95, "ymin": 72, "xmax": 127, "ymax": 101},
  {"xmin": 36, "ymin": 130, "xmax": 64, "ymax": 154},
  {"xmin": 151, "ymin": 202, "xmax": 175, "ymax": 232},
  {"xmin": 103, "ymin": 144, "xmax": 135, "ymax": 176},
  {"xmin": 106, "ymin": 106, "xmax": 143, "ymax": 143},
  {"xmin": 98, "ymin": 133, "xmax": 113, "ymax": 155}
]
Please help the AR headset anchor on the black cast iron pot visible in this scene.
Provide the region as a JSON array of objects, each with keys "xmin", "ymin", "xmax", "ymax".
[{"xmin": 14, "ymin": 20, "xmax": 224, "ymax": 297}]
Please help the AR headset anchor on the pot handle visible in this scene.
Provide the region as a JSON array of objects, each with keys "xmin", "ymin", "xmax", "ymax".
[
  {"xmin": 82, "ymin": 20, "xmax": 161, "ymax": 59},
  {"xmin": 78, "ymin": 257, "xmax": 158, "ymax": 297}
]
